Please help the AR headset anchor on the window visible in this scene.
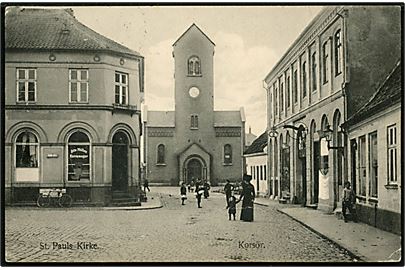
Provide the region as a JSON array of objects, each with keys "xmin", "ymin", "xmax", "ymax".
[
  {"xmin": 280, "ymin": 82, "xmax": 284, "ymax": 112},
  {"xmin": 311, "ymin": 52, "xmax": 317, "ymax": 91},
  {"xmin": 252, "ymin": 166, "xmax": 255, "ymax": 179},
  {"xmin": 68, "ymin": 131, "xmax": 90, "ymax": 181},
  {"xmin": 387, "ymin": 125, "xmax": 397, "ymax": 184},
  {"xmin": 69, "ymin": 69, "xmax": 88, "ymax": 103},
  {"xmin": 188, "ymin": 56, "xmax": 201, "ymax": 76},
  {"xmin": 369, "ymin": 132, "xmax": 378, "ymax": 198},
  {"xmin": 322, "ymin": 42, "xmax": 329, "ymax": 84},
  {"xmin": 115, "ymin": 72, "xmax": 128, "ymax": 105},
  {"xmin": 157, "ymin": 144, "xmax": 165, "ymax": 164},
  {"xmin": 334, "ymin": 30, "xmax": 342, "ymax": 76},
  {"xmin": 190, "ymin": 115, "xmax": 199, "ymax": 129},
  {"xmin": 274, "ymin": 84, "xmax": 278, "ymax": 115},
  {"xmin": 358, "ymin": 136, "xmax": 366, "ymax": 196},
  {"xmin": 260, "ymin": 165, "xmax": 263, "ymax": 180},
  {"xmin": 16, "ymin": 68, "xmax": 36, "ymax": 102},
  {"xmin": 264, "ymin": 165, "xmax": 267, "ymax": 180},
  {"xmin": 224, "ymin": 144, "xmax": 232, "ymax": 165},
  {"xmin": 257, "ymin": 166, "xmax": 260, "ymax": 181},
  {"xmin": 302, "ymin": 61, "xmax": 307, "ymax": 98},
  {"xmin": 286, "ymin": 75, "xmax": 291, "ymax": 108},
  {"xmin": 16, "ymin": 131, "xmax": 38, "ymax": 168},
  {"xmin": 293, "ymin": 70, "xmax": 298, "ymax": 103}
]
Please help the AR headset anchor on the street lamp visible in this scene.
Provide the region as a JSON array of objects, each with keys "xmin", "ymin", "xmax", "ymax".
[
  {"xmin": 321, "ymin": 124, "xmax": 344, "ymax": 152},
  {"xmin": 267, "ymin": 127, "xmax": 279, "ymax": 138}
]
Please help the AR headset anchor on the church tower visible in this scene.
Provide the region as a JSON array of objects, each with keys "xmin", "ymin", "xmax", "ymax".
[{"xmin": 172, "ymin": 24, "xmax": 215, "ymax": 137}]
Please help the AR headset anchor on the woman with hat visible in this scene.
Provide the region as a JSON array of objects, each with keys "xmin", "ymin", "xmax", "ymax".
[{"xmin": 238, "ymin": 174, "xmax": 255, "ymax": 222}]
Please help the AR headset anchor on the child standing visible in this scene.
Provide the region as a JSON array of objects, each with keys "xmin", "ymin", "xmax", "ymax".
[
  {"xmin": 342, "ymin": 181, "xmax": 357, "ymax": 223},
  {"xmin": 227, "ymin": 195, "xmax": 238, "ymax": 220},
  {"xmin": 180, "ymin": 183, "xmax": 187, "ymax": 205}
]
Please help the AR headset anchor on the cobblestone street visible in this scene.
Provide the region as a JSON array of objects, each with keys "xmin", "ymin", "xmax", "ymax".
[{"xmin": 5, "ymin": 187, "xmax": 356, "ymax": 263}]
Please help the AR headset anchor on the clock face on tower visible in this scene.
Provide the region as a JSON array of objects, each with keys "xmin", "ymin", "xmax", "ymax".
[{"xmin": 189, "ymin": 86, "xmax": 200, "ymax": 98}]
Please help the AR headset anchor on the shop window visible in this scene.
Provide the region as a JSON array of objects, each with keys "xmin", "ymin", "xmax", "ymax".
[
  {"xmin": 224, "ymin": 144, "xmax": 232, "ymax": 165},
  {"xmin": 320, "ymin": 138, "xmax": 329, "ymax": 175},
  {"xmin": 67, "ymin": 131, "xmax": 90, "ymax": 181},
  {"xmin": 16, "ymin": 131, "xmax": 39, "ymax": 168},
  {"xmin": 358, "ymin": 136, "xmax": 366, "ymax": 196},
  {"xmin": 264, "ymin": 165, "xmax": 267, "ymax": 180},
  {"xmin": 334, "ymin": 29, "xmax": 342, "ymax": 76},
  {"xmin": 115, "ymin": 72, "xmax": 128, "ymax": 105},
  {"xmin": 387, "ymin": 125, "xmax": 397, "ymax": 184},
  {"xmin": 16, "ymin": 68, "xmax": 36, "ymax": 102},
  {"xmin": 69, "ymin": 69, "xmax": 88, "ymax": 103},
  {"xmin": 157, "ymin": 144, "xmax": 165, "ymax": 164},
  {"xmin": 369, "ymin": 132, "xmax": 378, "ymax": 198},
  {"xmin": 188, "ymin": 56, "xmax": 201, "ymax": 76}
]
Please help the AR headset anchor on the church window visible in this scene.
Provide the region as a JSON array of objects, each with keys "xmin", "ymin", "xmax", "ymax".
[
  {"xmin": 224, "ymin": 144, "xmax": 232, "ymax": 165},
  {"xmin": 188, "ymin": 56, "xmax": 201, "ymax": 76},
  {"xmin": 157, "ymin": 144, "xmax": 165, "ymax": 164},
  {"xmin": 191, "ymin": 114, "xmax": 199, "ymax": 129}
]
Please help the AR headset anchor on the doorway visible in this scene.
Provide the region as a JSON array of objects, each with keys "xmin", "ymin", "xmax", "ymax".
[
  {"xmin": 186, "ymin": 158, "xmax": 202, "ymax": 183},
  {"xmin": 313, "ymin": 141, "xmax": 320, "ymax": 204},
  {"xmin": 112, "ymin": 131, "xmax": 129, "ymax": 192}
]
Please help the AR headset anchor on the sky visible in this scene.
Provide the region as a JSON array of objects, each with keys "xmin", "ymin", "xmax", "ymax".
[{"xmin": 72, "ymin": 6, "xmax": 324, "ymax": 136}]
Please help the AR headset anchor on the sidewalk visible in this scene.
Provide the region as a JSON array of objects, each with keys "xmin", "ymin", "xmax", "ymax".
[
  {"xmin": 102, "ymin": 192, "xmax": 162, "ymax": 211},
  {"xmin": 254, "ymin": 198, "xmax": 401, "ymax": 262}
]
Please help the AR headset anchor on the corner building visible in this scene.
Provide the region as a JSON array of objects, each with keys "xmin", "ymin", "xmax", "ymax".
[
  {"xmin": 144, "ymin": 24, "xmax": 245, "ymax": 185},
  {"xmin": 264, "ymin": 6, "xmax": 401, "ymax": 213},
  {"xmin": 5, "ymin": 8, "xmax": 144, "ymax": 206}
]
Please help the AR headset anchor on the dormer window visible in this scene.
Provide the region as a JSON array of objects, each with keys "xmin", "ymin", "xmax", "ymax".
[{"xmin": 188, "ymin": 56, "xmax": 201, "ymax": 76}]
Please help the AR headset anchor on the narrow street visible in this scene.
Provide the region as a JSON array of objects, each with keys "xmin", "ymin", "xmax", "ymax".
[{"xmin": 5, "ymin": 187, "xmax": 356, "ymax": 263}]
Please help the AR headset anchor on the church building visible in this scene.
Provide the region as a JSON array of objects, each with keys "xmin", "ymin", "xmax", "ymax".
[{"xmin": 144, "ymin": 24, "xmax": 245, "ymax": 186}]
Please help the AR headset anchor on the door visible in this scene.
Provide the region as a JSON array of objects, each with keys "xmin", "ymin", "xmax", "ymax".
[
  {"xmin": 112, "ymin": 132, "xmax": 129, "ymax": 192},
  {"xmin": 301, "ymin": 157, "xmax": 307, "ymax": 205},
  {"xmin": 313, "ymin": 141, "xmax": 320, "ymax": 204},
  {"xmin": 187, "ymin": 159, "xmax": 202, "ymax": 183}
]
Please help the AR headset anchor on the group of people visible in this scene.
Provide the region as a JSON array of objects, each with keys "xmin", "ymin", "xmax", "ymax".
[
  {"xmin": 179, "ymin": 174, "xmax": 256, "ymax": 222},
  {"xmin": 180, "ymin": 178, "xmax": 210, "ymax": 207},
  {"xmin": 224, "ymin": 174, "xmax": 255, "ymax": 222}
]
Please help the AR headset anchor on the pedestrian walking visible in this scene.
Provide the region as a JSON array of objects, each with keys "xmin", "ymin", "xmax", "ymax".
[
  {"xmin": 224, "ymin": 180, "xmax": 234, "ymax": 207},
  {"xmin": 203, "ymin": 180, "xmax": 210, "ymax": 199},
  {"xmin": 143, "ymin": 178, "xmax": 150, "ymax": 192},
  {"xmin": 180, "ymin": 182, "xmax": 187, "ymax": 205},
  {"xmin": 226, "ymin": 195, "xmax": 238, "ymax": 220},
  {"xmin": 342, "ymin": 181, "xmax": 357, "ymax": 223},
  {"xmin": 195, "ymin": 178, "xmax": 203, "ymax": 208},
  {"xmin": 238, "ymin": 174, "xmax": 255, "ymax": 222}
]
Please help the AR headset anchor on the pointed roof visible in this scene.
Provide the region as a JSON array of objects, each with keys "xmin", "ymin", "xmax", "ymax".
[
  {"xmin": 244, "ymin": 131, "xmax": 267, "ymax": 155},
  {"xmin": 173, "ymin": 23, "xmax": 215, "ymax": 47},
  {"xmin": 344, "ymin": 60, "xmax": 402, "ymax": 127},
  {"xmin": 5, "ymin": 8, "xmax": 141, "ymax": 58}
]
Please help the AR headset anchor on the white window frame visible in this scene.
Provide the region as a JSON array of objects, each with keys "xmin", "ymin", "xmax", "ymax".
[
  {"xmin": 16, "ymin": 68, "xmax": 37, "ymax": 103},
  {"xmin": 69, "ymin": 69, "xmax": 89, "ymax": 103},
  {"xmin": 115, "ymin": 72, "xmax": 129, "ymax": 105},
  {"xmin": 387, "ymin": 125, "xmax": 398, "ymax": 185},
  {"xmin": 368, "ymin": 132, "xmax": 378, "ymax": 199}
]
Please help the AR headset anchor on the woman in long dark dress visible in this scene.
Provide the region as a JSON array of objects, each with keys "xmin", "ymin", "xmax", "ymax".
[{"xmin": 238, "ymin": 174, "xmax": 255, "ymax": 222}]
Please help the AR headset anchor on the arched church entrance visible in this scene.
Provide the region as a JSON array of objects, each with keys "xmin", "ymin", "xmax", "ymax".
[{"xmin": 183, "ymin": 156, "xmax": 207, "ymax": 185}]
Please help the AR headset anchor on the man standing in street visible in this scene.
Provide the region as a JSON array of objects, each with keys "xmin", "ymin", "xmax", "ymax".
[
  {"xmin": 144, "ymin": 178, "xmax": 150, "ymax": 192},
  {"xmin": 224, "ymin": 180, "xmax": 234, "ymax": 207},
  {"xmin": 195, "ymin": 178, "xmax": 203, "ymax": 208}
]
